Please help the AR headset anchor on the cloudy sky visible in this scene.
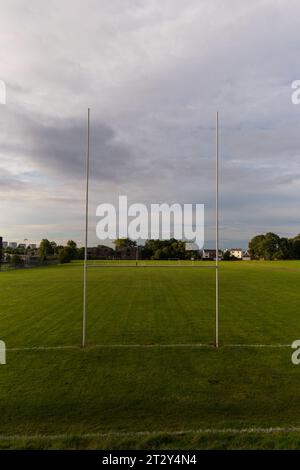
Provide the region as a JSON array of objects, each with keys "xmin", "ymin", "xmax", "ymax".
[{"xmin": 1, "ymin": 0, "xmax": 300, "ymax": 248}]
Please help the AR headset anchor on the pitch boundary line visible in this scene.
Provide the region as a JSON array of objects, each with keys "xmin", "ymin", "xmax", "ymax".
[
  {"xmin": 87, "ymin": 264, "xmax": 217, "ymax": 268},
  {"xmin": 226, "ymin": 344, "xmax": 290, "ymax": 348},
  {"xmin": 1, "ymin": 426, "xmax": 300, "ymax": 441},
  {"xmin": 6, "ymin": 343, "xmax": 291, "ymax": 352},
  {"xmin": 7, "ymin": 345, "xmax": 79, "ymax": 352}
]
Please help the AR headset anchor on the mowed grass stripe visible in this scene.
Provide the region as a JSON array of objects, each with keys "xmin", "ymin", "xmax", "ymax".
[
  {"xmin": 1, "ymin": 261, "xmax": 300, "ymax": 347},
  {"xmin": 1, "ymin": 265, "xmax": 82, "ymax": 346},
  {"xmin": 86, "ymin": 267, "xmax": 215, "ymax": 345}
]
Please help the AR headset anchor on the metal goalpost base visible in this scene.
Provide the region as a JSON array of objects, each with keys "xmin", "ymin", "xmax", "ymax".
[{"xmin": 82, "ymin": 110, "xmax": 220, "ymax": 349}]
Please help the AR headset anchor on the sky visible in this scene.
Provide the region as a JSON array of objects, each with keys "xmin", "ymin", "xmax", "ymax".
[{"xmin": 1, "ymin": 0, "xmax": 300, "ymax": 248}]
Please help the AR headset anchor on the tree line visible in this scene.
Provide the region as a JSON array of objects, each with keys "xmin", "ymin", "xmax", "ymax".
[
  {"xmin": 4, "ymin": 239, "xmax": 83, "ymax": 266},
  {"xmin": 249, "ymin": 232, "xmax": 300, "ymax": 260},
  {"xmin": 39, "ymin": 238, "xmax": 194, "ymax": 263},
  {"xmin": 115, "ymin": 238, "xmax": 199, "ymax": 260},
  {"xmin": 4, "ymin": 238, "xmax": 198, "ymax": 266},
  {"xmin": 38, "ymin": 239, "xmax": 83, "ymax": 263},
  {"xmin": 6, "ymin": 232, "xmax": 300, "ymax": 266}
]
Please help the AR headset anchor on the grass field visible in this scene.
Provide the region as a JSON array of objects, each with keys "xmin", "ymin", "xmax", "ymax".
[{"xmin": 1, "ymin": 260, "xmax": 300, "ymax": 449}]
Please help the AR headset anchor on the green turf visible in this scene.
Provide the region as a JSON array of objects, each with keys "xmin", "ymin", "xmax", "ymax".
[{"xmin": 0, "ymin": 260, "xmax": 300, "ymax": 449}]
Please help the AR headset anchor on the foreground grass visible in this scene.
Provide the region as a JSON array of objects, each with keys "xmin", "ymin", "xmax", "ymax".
[
  {"xmin": 1, "ymin": 261, "xmax": 300, "ymax": 449},
  {"xmin": 0, "ymin": 347, "xmax": 300, "ymax": 449}
]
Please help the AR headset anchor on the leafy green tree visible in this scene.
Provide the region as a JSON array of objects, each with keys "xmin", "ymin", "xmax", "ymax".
[
  {"xmin": 143, "ymin": 239, "xmax": 187, "ymax": 260},
  {"xmin": 67, "ymin": 240, "xmax": 78, "ymax": 259},
  {"xmin": 262, "ymin": 232, "xmax": 281, "ymax": 260},
  {"xmin": 38, "ymin": 239, "xmax": 54, "ymax": 260},
  {"xmin": 59, "ymin": 246, "xmax": 73, "ymax": 264},
  {"xmin": 152, "ymin": 248, "xmax": 163, "ymax": 260},
  {"xmin": 142, "ymin": 239, "xmax": 161, "ymax": 259},
  {"xmin": 249, "ymin": 232, "xmax": 292, "ymax": 260},
  {"xmin": 77, "ymin": 247, "xmax": 85, "ymax": 260},
  {"xmin": 249, "ymin": 234, "xmax": 266, "ymax": 259},
  {"xmin": 274, "ymin": 237, "xmax": 290, "ymax": 260},
  {"xmin": 114, "ymin": 238, "xmax": 136, "ymax": 248},
  {"xmin": 290, "ymin": 235, "xmax": 300, "ymax": 259}
]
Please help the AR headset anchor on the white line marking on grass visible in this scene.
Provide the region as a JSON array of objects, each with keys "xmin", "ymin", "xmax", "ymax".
[
  {"xmin": 7, "ymin": 345, "xmax": 79, "ymax": 352},
  {"xmin": 93, "ymin": 343, "xmax": 212, "ymax": 348},
  {"xmin": 226, "ymin": 344, "xmax": 290, "ymax": 348},
  {"xmin": 6, "ymin": 343, "xmax": 291, "ymax": 352},
  {"xmin": 87, "ymin": 264, "xmax": 217, "ymax": 268},
  {"xmin": 1, "ymin": 427, "xmax": 300, "ymax": 441},
  {"xmin": 91, "ymin": 343, "xmax": 291, "ymax": 349}
]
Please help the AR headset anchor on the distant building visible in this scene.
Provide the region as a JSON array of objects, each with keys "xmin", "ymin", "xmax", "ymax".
[
  {"xmin": 202, "ymin": 249, "xmax": 223, "ymax": 260},
  {"xmin": 8, "ymin": 242, "xmax": 17, "ymax": 249},
  {"xmin": 185, "ymin": 242, "xmax": 199, "ymax": 251},
  {"xmin": 27, "ymin": 244, "xmax": 37, "ymax": 250},
  {"xmin": 242, "ymin": 250, "xmax": 251, "ymax": 261},
  {"xmin": 229, "ymin": 248, "xmax": 243, "ymax": 259},
  {"xmin": 18, "ymin": 243, "xmax": 26, "ymax": 250},
  {"xmin": 2, "ymin": 241, "xmax": 8, "ymax": 249}
]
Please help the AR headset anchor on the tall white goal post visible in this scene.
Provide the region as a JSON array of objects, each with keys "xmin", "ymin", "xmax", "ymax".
[
  {"xmin": 82, "ymin": 108, "xmax": 90, "ymax": 348},
  {"xmin": 215, "ymin": 111, "xmax": 219, "ymax": 348},
  {"xmin": 82, "ymin": 110, "xmax": 220, "ymax": 348}
]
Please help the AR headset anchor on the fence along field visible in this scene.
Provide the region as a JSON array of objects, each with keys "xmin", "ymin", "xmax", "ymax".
[{"xmin": 0, "ymin": 260, "xmax": 300, "ymax": 449}]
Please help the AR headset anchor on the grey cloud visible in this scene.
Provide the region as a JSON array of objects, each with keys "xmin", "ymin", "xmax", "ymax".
[
  {"xmin": 0, "ymin": 170, "xmax": 26, "ymax": 191},
  {"xmin": 1, "ymin": 108, "xmax": 143, "ymax": 185},
  {"xmin": 2, "ymin": 0, "xmax": 300, "ymax": 245}
]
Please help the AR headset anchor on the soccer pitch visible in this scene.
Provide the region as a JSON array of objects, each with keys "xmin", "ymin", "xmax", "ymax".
[{"xmin": 1, "ymin": 260, "xmax": 300, "ymax": 449}]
